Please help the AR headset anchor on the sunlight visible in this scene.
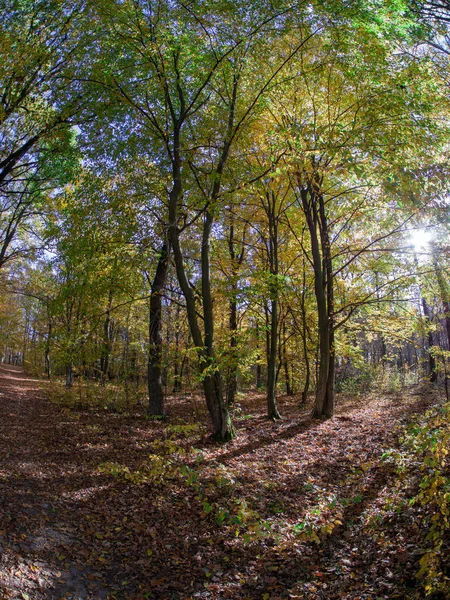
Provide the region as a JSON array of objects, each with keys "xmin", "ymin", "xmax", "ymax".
[{"xmin": 410, "ymin": 228, "xmax": 432, "ymax": 251}]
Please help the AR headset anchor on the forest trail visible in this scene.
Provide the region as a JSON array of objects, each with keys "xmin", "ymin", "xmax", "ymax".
[
  {"xmin": 0, "ymin": 365, "xmax": 108, "ymax": 599},
  {"xmin": 0, "ymin": 365, "xmax": 442, "ymax": 599}
]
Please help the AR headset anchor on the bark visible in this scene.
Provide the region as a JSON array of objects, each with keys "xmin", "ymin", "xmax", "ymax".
[
  {"xmin": 201, "ymin": 210, "xmax": 235, "ymax": 438},
  {"xmin": 443, "ymin": 299, "xmax": 450, "ymax": 350},
  {"xmin": 374, "ymin": 272, "xmax": 387, "ymax": 367},
  {"xmin": 172, "ymin": 303, "xmax": 182, "ymax": 392},
  {"xmin": 148, "ymin": 243, "xmax": 169, "ymax": 417},
  {"xmin": 266, "ymin": 191, "xmax": 281, "ymax": 420},
  {"xmin": 44, "ymin": 348, "xmax": 51, "ymax": 379},
  {"xmin": 255, "ymin": 321, "xmax": 263, "ymax": 389},
  {"xmin": 100, "ymin": 289, "xmax": 114, "ymax": 385},
  {"xmin": 226, "ymin": 221, "xmax": 246, "ymax": 406},
  {"xmin": 227, "ymin": 293, "xmax": 238, "ymax": 405},
  {"xmin": 300, "ymin": 269, "xmax": 311, "ymax": 405},
  {"xmin": 415, "ymin": 254, "xmax": 437, "ymax": 383},
  {"xmin": 164, "ymin": 71, "xmax": 236, "ymax": 441},
  {"xmin": 421, "ymin": 297, "xmax": 437, "ymax": 382},
  {"xmin": 168, "ymin": 142, "xmax": 234, "ymax": 441},
  {"xmin": 282, "ymin": 326, "xmax": 292, "ymax": 396},
  {"xmin": 45, "ymin": 315, "xmax": 52, "ymax": 380},
  {"xmin": 267, "ymin": 296, "xmax": 281, "ymax": 419},
  {"xmin": 172, "ymin": 326, "xmax": 181, "ymax": 393},
  {"xmin": 278, "ymin": 320, "xmax": 292, "ymax": 395},
  {"xmin": 433, "ymin": 250, "xmax": 450, "ymax": 392},
  {"xmin": 321, "ymin": 194, "xmax": 335, "ymax": 417},
  {"xmin": 0, "ymin": 134, "xmax": 40, "ymax": 188},
  {"xmin": 65, "ymin": 363, "xmax": 73, "ymax": 389},
  {"xmin": 298, "ymin": 179, "xmax": 335, "ymax": 419}
]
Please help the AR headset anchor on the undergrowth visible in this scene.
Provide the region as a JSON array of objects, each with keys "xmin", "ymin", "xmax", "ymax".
[
  {"xmin": 379, "ymin": 401, "xmax": 450, "ymax": 597},
  {"xmin": 45, "ymin": 378, "xmax": 146, "ymax": 412}
]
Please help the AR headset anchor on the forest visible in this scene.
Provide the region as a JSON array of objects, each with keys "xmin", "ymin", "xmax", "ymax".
[{"xmin": 0, "ymin": 0, "xmax": 449, "ymax": 598}]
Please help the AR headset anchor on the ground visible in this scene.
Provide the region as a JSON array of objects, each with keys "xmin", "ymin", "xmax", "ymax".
[{"xmin": 0, "ymin": 364, "xmax": 443, "ymax": 599}]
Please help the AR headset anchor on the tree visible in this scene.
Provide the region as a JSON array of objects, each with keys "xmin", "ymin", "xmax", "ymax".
[
  {"xmin": 0, "ymin": 0, "xmax": 92, "ymax": 268},
  {"xmin": 260, "ymin": 13, "xmax": 446, "ymax": 417},
  {"xmin": 91, "ymin": 0, "xmax": 324, "ymax": 439}
]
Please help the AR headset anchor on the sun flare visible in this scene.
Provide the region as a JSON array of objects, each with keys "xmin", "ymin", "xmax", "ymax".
[{"xmin": 410, "ymin": 228, "xmax": 432, "ymax": 251}]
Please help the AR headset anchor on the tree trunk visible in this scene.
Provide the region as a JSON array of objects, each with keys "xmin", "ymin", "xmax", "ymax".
[
  {"xmin": 432, "ymin": 249, "xmax": 450, "ymax": 391},
  {"xmin": 226, "ymin": 226, "xmax": 238, "ymax": 407},
  {"xmin": 298, "ymin": 180, "xmax": 335, "ymax": 419},
  {"xmin": 267, "ymin": 296, "xmax": 281, "ymax": 419},
  {"xmin": 415, "ymin": 254, "xmax": 437, "ymax": 383},
  {"xmin": 300, "ymin": 268, "xmax": 310, "ymax": 405},
  {"xmin": 168, "ymin": 167, "xmax": 234, "ymax": 441},
  {"xmin": 282, "ymin": 321, "xmax": 293, "ymax": 395},
  {"xmin": 148, "ymin": 243, "xmax": 169, "ymax": 417},
  {"xmin": 45, "ymin": 317, "xmax": 52, "ymax": 379},
  {"xmin": 227, "ymin": 294, "xmax": 238, "ymax": 405},
  {"xmin": 201, "ymin": 210, "xmax": 235, "ymax": 438},
  {"xmin": 226, "ymin": 221, "xmax": 246, "ymax": 406},
  {"xmin": 45, "ymin": 348, "xmax": 51, "ymax": 379},
  {"xmin": 324, "ymin": 328, "xmax": 335, "ymax": 417},
  {"xmin": 165, "ymin": 87, "xmax": 236, "ymax": 441},
  {"xmin": 100, "ymin": 289, "xmax": 114, "ymax": 385},
  {"xmin": 314, "ymin": 304, "xmax": 330, "ymax": 417},
  {"xmin": 421, "ymin": 296, "xmax": 437, "ymax": 383},
  {"xmin": 255, "ymin": 318, "xmax": 263, "ymax": 389},
  {"xmin": 65, "ymin": 363, "xmax": 73, "ymax": 389},
  {"xmin": 178, "ymin": 354, "xmax": 187, "ymax": 392},
  {"xmin": 172, "ymin": 304, "xmax": 182, "ymax": 392},
  {"xmin": 266, "ymin": 191, "xmax": 281, "ymax": 420},
  {"xmin": 322, "ymin": 198, "xmax": 335, "ymax": 417}
]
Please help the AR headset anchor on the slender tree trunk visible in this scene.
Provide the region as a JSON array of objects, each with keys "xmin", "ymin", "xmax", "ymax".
[
  {"xmin": 443, "ymin": 300, "xmax": 450, "ymax": 351},
  {"xmin": 172, "ymin": 304, "xmax": 182, "ymax": 392},
  {"xmin": 168, "ymin": 169, "xmax": 234, "ymax": 441},
  {"xmin": 165, "ymin": 80, "xmax": 237, "ymax": 441},
  {"xmin": 226, "ymin": 221, "xmax": 246, "ymax": 406},
  {"xmin": 421, "ymin": 297, "xmax": 437, "ymax": 382},
  {"xmin": 324, "ymin": 328, "xmax": 335, "ymax": 416},
  {"xmin": 266, "ymin": 192, "xmax": 281, "ymax": 419},
  {"xmin": 315, "ymin": 303, "xmax": 331, "ymax": 417},
  {"xmin": 226, "ymin": 224, "xmax": 239, "ymax": 406},
  {"xmin": 201, "ymin": 210, "xmax": 235, "ymax": 438},
  {"xmin": 255, "ymin": 320, "xmax": 263, "ymax": 389},
  {"xmin": 44, "ymin": 348, "xmax": 51, "ymax": 379},
  {"xmin": 227, "ymin": 294, "xmax": 238, "ymax": 405},
  {"xmin": 178, "ymin": 354, "xmax": 187, "ymax": 392},
  {"xmin": 267, "ymin": 295, "xmax": 281, "ymax": 418},
  {"xmin": 100, "ymin": 289, "xmax": 114, "ymax": 385},
  {"xmin": 65, "ymin": 363, "xmax": 73, "ymax": 389},
  {"xmin": 375, "ymin": 272, "xmax": 387, "ymax": 367},
  {"xmin": 432, "ymin": 249, "xmax": 450, "ymax": 391},
  {"xmin": 322, "ymin": 200, "xmax": 335, "ymax": 417},
  {"xmin": 298, "ymin": 181, "xmax": 334, "ymax": 418},
  {"xmin": 45, "ymin": 316, "xmax": 52, "ymax": 380},
  {"xmin": 415, "ymin": 254, "xmax": 437, "ymax": 382},
  {"xmin": 282, "ymin": 333, "xmax": 292, "ymax": 396},
  {"xmin": 300, "ymin": 269, "xmax": 311, "ymax": 404},
  {"xmin": 148, "ymin": 243, "xmax": 169, "ymax": 416}
]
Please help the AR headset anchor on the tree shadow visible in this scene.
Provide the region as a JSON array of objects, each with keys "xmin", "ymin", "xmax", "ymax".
[{"xmin": 0, "ymin": 366, "xmax": 438, "ymax": 599}]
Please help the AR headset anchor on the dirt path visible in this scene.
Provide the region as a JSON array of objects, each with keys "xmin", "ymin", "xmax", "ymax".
[
  {"xmin": 0, "ymin": 365, "xmax": 440, "ymax": 599},
  {"xmin": 0, "ymin": 365, "xmax": 108, "ymax": 599}
]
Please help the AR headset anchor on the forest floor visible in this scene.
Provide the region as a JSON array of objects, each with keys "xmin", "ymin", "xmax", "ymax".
[{"xmin": 0, "ymin": 364, "xmax": 445, "ymax": 600}]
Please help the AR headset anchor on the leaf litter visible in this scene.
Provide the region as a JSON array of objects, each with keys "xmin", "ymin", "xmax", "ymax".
[{"xmin": 0, "ymin": 364, "xmax": 443, "ymax": 599}]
